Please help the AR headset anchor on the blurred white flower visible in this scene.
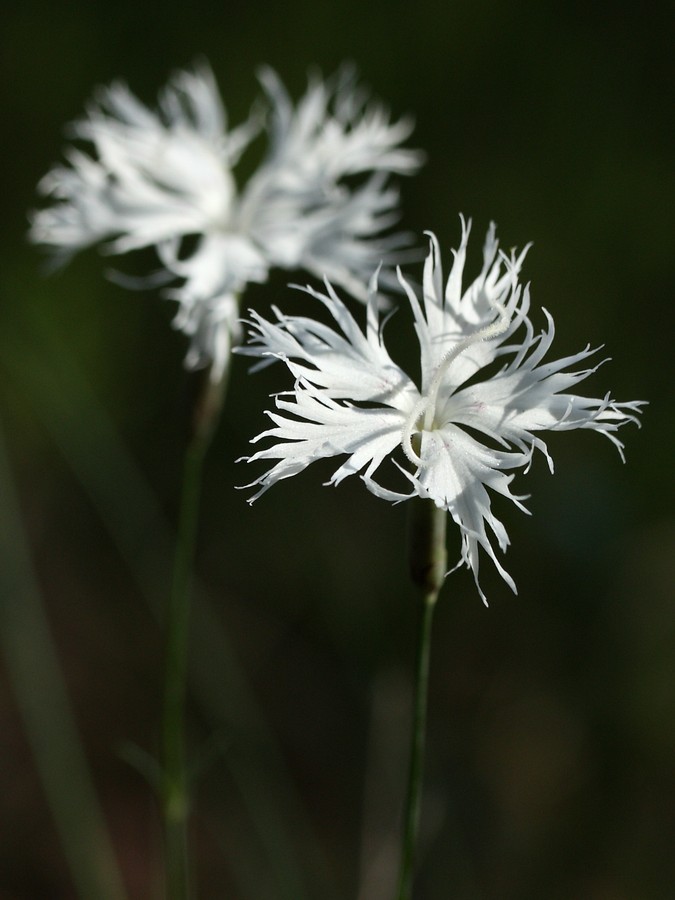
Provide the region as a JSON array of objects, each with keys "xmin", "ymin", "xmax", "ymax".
[
  {"xmin": 30, "ymin": 63, "xmax": 422, "ymax": 381},
  {"xmin": 240, "ymin": 218, "xmax": 645, "ymax": 601}
]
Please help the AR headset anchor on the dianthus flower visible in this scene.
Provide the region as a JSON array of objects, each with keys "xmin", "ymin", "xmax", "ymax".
[
  {"xmin": 30, "ymin": 64, "xmax": 422, "ymax": 381},
  {"xmin": 240, "ymin": 218, "xmax": 644, "ymax": 601}
]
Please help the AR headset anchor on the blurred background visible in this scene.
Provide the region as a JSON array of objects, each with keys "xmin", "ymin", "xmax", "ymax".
[{"xmin": 0, "ymin": 0, "xmax": 673, "ymax": 897}]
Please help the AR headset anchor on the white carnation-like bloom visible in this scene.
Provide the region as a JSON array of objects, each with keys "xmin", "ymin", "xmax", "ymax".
[
  {"xmin": 30, "ymin": 64, "xmax": 422, "ymax": 381},
  {"xmin": 240, "ymin": 218, "xmax": 645, "ymax": 601}
]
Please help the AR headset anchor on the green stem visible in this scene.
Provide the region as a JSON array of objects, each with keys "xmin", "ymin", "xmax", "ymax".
[
  {"xmin": 396, "ymin": 499, "xmax": 447, "ymax": 900},
  {"xmin": 161, "ymin": 368, "xmax": 225, "ymax": 900},
  {"xmin": 161, "ymin": 440, "xmax": 203, "ymax": 899}
]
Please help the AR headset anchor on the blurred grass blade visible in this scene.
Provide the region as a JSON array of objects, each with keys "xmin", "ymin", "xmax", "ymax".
[
  {"xmin": 0, "ymin": 419, "xmax": 128, "ymax": 900},
  {"xmin": 1, "ymin": 325, "xmax": 340, "ymax": 900}
]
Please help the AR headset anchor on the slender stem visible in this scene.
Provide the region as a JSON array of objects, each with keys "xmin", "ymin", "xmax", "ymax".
[
  {"xmin": 161, "ymin": 367, "xmax": 226, "ymax": 900},
  {"xmin": 396, "ymin": 499, "xmax": 447, "ymax": 900},
  {"xmin": 161, "ymin": 439, "xmax": 204, "ymax": 899},
  {"xmin": 396, "ymin": 590, "xmax": 436, "ymax": 900}
]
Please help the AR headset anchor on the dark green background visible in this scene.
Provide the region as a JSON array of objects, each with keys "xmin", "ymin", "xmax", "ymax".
[{"xmin": 0, "ymin": 1, "xmax": 673, "ymax": 897}]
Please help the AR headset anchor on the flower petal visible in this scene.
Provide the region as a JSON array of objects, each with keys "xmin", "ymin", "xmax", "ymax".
[{"xmin": 242, "ymin": 388, "xmax": 406, "ymax": 500}]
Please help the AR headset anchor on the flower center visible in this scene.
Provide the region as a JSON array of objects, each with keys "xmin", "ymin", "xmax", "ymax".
[{"xmin": 401, "ymin": 295, "xmax": 513, "ymax": 467}]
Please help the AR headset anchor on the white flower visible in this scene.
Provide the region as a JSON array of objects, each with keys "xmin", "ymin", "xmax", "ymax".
[
  {"xmin": 240, "ymin": 218, "xmax": 645, "ymax": 602},
  {"xmin": 30, "ymin": 63, "xmax": 422, "ymax": 381}
]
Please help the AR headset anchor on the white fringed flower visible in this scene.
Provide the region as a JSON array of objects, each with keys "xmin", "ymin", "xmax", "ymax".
[
  {"xmin": 240, "ymin": 218, "xmax": 645, "ymax": 601},
  {"xmin": 30, "ymin": 63, "xmax": 422, "ymax": 381}
]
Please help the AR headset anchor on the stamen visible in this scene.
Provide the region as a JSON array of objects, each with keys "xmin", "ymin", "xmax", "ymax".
[{"xmin": 401, "ymin": 396, "xmax": 429, "ymax": 466}]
